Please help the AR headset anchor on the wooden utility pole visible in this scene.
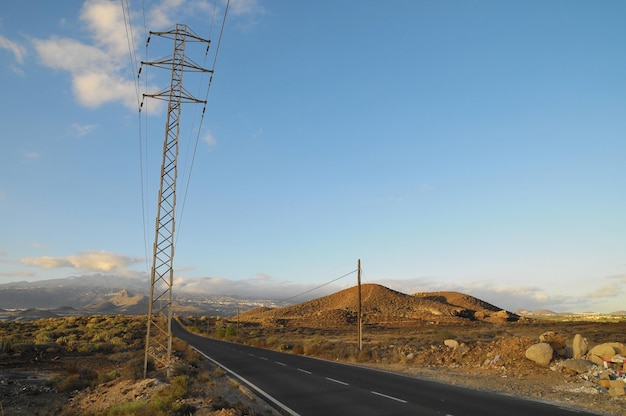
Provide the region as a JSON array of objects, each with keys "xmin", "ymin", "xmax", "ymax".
[{"xmin": 357, "ymin": 259, "xmax": 362, "ymax": 351}]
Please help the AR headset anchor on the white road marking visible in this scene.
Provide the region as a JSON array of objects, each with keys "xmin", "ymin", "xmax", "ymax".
[
  {"xmin": 297, "ymin": 368, "xmax": 312, "ymax": 374},
  {"xmin": 248, "ymin": 353, "xmax": 255, "ymax": 356},
  {"xmin": 259, "ymin": 356, "xmax": 268, "ymax": 360},
  {"xmin": 275, "ymin": 361, "xmax": 287, "ymax": 366},
  {"xmin": 191, "ymin": 347, "xmax": 300, "ymax": 416},
  {"xmin": 325, "ymin": 377, "xmax": 349, "ymax": 386},
  {"xmin": 371, "ymin": 391, "xmax": 408, "ymax": 403}
]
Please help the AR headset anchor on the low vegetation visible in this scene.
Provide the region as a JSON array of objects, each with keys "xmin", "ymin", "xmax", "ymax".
[{"xmin": 0, "ymin": 315, "xmax": 274, "ymax": 416}]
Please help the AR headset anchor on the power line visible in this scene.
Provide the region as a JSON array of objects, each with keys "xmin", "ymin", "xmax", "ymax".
[
  {"xmin": 120, "ymin": 0, "xmax": 151, "ymax": 274},
  {"xmin": 279, "ymin": 269, "xmax": 359, "ymax": 304},
  {"xmin": 176, "ymin": 0, "xmax": 230, "ymax": 244}
]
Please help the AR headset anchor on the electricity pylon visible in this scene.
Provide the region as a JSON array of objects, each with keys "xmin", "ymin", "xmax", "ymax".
[{"xmin": 142, "ymin": 23, "xmax": 212, "ymax": 378}]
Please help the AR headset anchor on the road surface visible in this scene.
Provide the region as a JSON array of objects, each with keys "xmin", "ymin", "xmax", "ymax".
[{"xmin": 172, "ymin": 320, "xmax": 596, "ymax": 416}]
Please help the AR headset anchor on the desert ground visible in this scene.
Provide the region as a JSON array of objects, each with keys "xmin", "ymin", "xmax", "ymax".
[{"xmin": 1, "ymin": 285, "xmax": 625, "ymax": 415}]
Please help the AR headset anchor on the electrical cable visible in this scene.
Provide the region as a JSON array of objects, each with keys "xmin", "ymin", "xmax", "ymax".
[
  {"xmin": 175, "ymin": 0, "xmax": 229, "ymax": 244},
  {"xmin": 121, "ymin": 0, "xmax": 151, "ymax": 274},
  {"xmin": 279, "ymin": 269, "xmax": 359, "ymax": 304}
]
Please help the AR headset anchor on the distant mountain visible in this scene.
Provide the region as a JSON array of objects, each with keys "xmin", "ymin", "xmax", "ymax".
[
  {"xmin": 0, "ymin": 275, "xmax": 284, "ymax": 320},
  {"xmin": 238, "ymin": 283, "xmax": 518, "ymax": 326},
  {"xmin": 515, "ymin": 309, "xmax": 559, "ymax": 317},
  {"xmin": 0, "ymin": 274, "xmax": 149, "ymax": 291}
]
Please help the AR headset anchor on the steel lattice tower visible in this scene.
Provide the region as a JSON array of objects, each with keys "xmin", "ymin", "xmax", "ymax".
[{"xmin": 142, "ymin": 24, "xmax": 211, "ymax": 378}]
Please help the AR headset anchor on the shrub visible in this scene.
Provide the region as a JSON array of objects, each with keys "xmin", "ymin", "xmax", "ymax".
[
  {"xmin": 152, "ymin": 375, "xmax": 189, "ymax": 413},
  {"xmin": 292, "ymin": 343, "xmax": 305, "ymax": 355},
  {"xmin": 0, "ymin": 336, "xmax": 13, "ymax": 353},
  {"xmin": 105, "ymin": 400, "xmax": 151, "ymax": 415},
  {"xmin": 53, "ymin": 368, "xmax": 98, "ymax": 392},
  {"xmin": 121, "ymin": 355, "xmax": 146, "ymax": 380}
]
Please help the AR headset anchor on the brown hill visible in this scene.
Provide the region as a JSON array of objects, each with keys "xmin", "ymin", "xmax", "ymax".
[
  {"xmin": 238, "ymin": 284, "xmax": 517, "ymax": 327},
  {"xmin": 413, "ymin": 291, "xmax": 517, "ymax": 320}
]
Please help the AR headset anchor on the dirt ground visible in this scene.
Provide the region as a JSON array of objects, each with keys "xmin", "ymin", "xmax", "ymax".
[
  {"xmin": 0, "ymin": 353, "xmax": 280, "ymax": 416},
  {"xmin": 212, "ymin": 318, "xmax": 626, "ymax": 416},
  {"xmin": 1, "ymin": 318, "xmax": 625, "ymax": 415}
]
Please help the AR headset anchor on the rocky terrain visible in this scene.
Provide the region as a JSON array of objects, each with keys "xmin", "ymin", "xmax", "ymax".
[
  {"xmin": 1, "ymin": 284, "xmax": 625, "ymax": 415},
  {"xmin": 204, "ymin": 284, "xmax": 626, "ymax": 415},
  {"xmin": 0, "ymin": 315, "xmax": 280, "ymax": 416}
]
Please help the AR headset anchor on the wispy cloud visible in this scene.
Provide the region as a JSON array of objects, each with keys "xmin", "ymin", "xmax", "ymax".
[
  {"xmin": 202, "ymin": 130, "xmax": 217, "ymax": 147},
  {"xmin": 377, "ymin": 277, "xmax": 572, "ymax": 313},
  {"xmin": 608, "ymin": 273, "xmax": 626, "ymax": 283},
  {"xmin": 24, "ymin": 152, "xmax": 41, "ymax": 159},
  {"xmin": 21, "ymin": 250, "xmax": 143, "ymax": 275},
  {"xmin": 227, "ymin": 0, "xmax": 265, "ymax": 29},
  {"xmin": 173, "ymin": 273, "xmax": 338, "ymax": 301},
  {"xmin": 585, "ymin": 283, "xmax": 621, "ymax": 299},
  {"xmin": 0, "ymin": 271, "xmax": 37, "ymax": 278},
  {"xmin": 0, "ymin": 35, "xmax": 26, "ymax": 64},
  {"xmin": 148, "ymin": 0, "xmax": 186, "ymax": 28},
  {"xmin": 72, "ymin": 123, "xmax": 98, "ymax": 137}
]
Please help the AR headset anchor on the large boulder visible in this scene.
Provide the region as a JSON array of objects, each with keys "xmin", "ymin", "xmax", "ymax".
[
  {"xmin": 606, "ymin": 342, "xmax": 626, "ymax": 355},
  {"xmin": 561, "ymin": 358, "xmax": 594, "ymax": 374},
  {"xmin": 539, "ymin": 331, "xmax": 566, "ymax": 352},
  {"xmin": 572, "ymin": 334, "xmax": 588, "ymax": 359},
  {"xmin": 525, "ymin": 342, "xmax": 554, "ymax": 367},
  {"xmin": 587, "ymin": 343, "xmax": 624, "ymax": 366}
]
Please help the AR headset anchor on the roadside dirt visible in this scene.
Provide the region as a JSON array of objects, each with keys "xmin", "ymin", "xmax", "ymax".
[
  {"xmin": 0, "ymin": 352, "xmax": 281, "ymax": 416},
  {"xmin": 1, "ymin": 316, "xmax": 625, "ymax": 415}
]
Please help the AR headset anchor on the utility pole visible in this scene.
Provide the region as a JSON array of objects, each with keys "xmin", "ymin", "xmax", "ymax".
[
  {"xmin": 357, "ymin": 258, "xmax": 362, "ymax": 351},
  {"xmin": 142, "ymin": 24, "xmax": 212, "ymax": 378}
]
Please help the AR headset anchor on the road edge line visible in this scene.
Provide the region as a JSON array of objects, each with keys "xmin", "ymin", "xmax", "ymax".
[{"xmin": 191, "ymin": 346, "xmax": 300, "ymax": 416}]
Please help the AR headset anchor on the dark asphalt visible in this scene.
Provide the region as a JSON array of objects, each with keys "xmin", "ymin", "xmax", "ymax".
[{"xmin": 172, "ymin": 320, "xmax": 598, "ymax": 416}]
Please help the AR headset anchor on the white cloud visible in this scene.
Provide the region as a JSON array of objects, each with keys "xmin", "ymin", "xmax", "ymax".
[
  {"xmin": 81, "ymin": 0, "xmax": 130, "ymax": 56},
  {"xmin": 72, "ymin": 123, "xmax": 98, "ymax": 137},
  {"xmin": 0, "ymin": 35, "xmax": 26, "ymax": 64},
  {"xmin": 74, "ymin": 72, "xmax": 137, "ymax": 109},
  {"xmin": 586, "ymin": 284, "xmax": 620, "ymax": 299},
  {"xmin": 32, "ymin": 1, "xmax": 139, "ymax": 110},
  {"xmin": 377, "ymin": 277, "xmax": 573, "ymax": 313},
  {"xmin": 148, "ymin": 0, "xmax": 185, "ymax": 29},
  {"xmin": 252, "ymin": 127, "xmax": 263, "ymax": 139},
  {"xmin": 21, "ymin": 250, "xmax": 142, "ymax": 275},
  {"xmin": 24, "ymin": 152, "xmax": 41, "ymax": 159},
  {"xmin": 29, "ymin": 0, "xmax": 265, "ymax": 111},
  {"xmin": 21, "ymin": 256, "xmax": 73, "ymax": 269},
  {"xmin": 608, "ymin": 273, "xmax": 626, "ymax": 283},
  {"xmin": 173, "ymin": 274, "xmax": 338, "ymax": 301},
  {"xmin": 0, "ymin": 271, "xmax": 37, "ymax": 278},
  {"xmin": 228, "ymin": 0, "xmax": 264, "ymax": 16},
  {"xmin": 202, "ymin": 131, "xmax": 217, "ymax": 147}
]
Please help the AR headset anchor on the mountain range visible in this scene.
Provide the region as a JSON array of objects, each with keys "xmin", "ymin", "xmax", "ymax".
[{"xmin": 1, "ymin": 275, "xmax": 623, "ymax": 322}]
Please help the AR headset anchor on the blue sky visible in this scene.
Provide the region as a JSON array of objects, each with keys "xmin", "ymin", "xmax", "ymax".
[{"xmin": 1, "ymin": 0, "xmax": 625, "ymax": 313}]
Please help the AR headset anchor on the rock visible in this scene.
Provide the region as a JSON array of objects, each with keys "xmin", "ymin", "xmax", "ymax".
[
  {"xmin": 525, "ymin": 343, "xmax": 554, "ymax": 367},
  {"xmin": 606, "ymin": 342, "xmax": 625, "ymax": 355},
  {"xmin": 572, "ymin": 334, "xmax": 588, "ymax": 359},
  {"xmin": 588, "ymin": 343, "xmax": 618, "ymax": 366},
  {"xmin": 561, "ymin": 358, "xmax": 594, "ymax": 374},
  {"xmin": 539, "ymin": 331, "xmax": 566, "ymax": 351},
  {"xmin": 493, "ymin": 310, "xmax": 510, "ymax": 322},
  {"xmin": 444, "ymin": 339, "xmax": 459, "ymax": 349},
  {"xmin": 608, "ymin": 379, "xmax": 625, "ymax": 397}
]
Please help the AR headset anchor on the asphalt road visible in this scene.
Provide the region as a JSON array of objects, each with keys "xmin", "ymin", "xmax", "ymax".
[{"xmin": 172, "ymin": 321, "xmax": 597, "ymax": 416}]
